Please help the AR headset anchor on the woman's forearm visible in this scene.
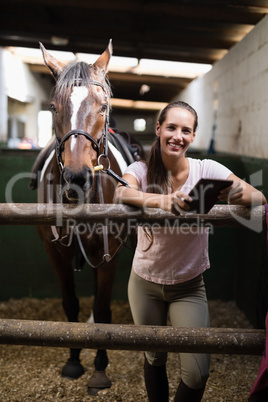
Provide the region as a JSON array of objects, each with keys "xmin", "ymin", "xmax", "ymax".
[
  {"xmin": 221, "ymin": 174, "xmax": 267, "ymax": 206},
  {"xmin": 115, "ymin": 185, "xmax": 166, "ymax": 209},
  {"xmin": 231, "ymin": 189, "xmax": 267, "ymax": 207}
]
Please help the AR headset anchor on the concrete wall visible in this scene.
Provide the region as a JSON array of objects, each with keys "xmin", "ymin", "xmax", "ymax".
[{"xmin": 177, "ymin": 15, "xmax": 268, "ymax": 159}]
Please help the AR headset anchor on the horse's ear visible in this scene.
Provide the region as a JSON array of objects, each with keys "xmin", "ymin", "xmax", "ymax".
[
  {"xmin": 39, "ymin": 42, "xmax": 65, "ymax": 80},
  {"xmin": 93, "ymin": 39, "xmax": 113, "ymax": 74}
]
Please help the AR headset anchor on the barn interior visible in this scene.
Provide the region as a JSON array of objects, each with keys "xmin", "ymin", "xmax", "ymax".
[
  {"xmin": 0, "ymin": 0, "xmax": 268, "ymax": 334},
  {"xmin": 1, "ymin": 2, "xmax": 268, "ymax": 400}
]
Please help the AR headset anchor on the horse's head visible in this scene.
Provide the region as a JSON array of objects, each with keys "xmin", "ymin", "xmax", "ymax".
[{"xmin": 40, "ymin": 41, "xmax": 112, "ymax": 202}]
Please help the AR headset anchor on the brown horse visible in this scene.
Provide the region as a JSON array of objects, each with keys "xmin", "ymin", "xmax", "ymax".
[{"xmin": 35, "ymin": 41, "xmax": 141, "ymax": 394}]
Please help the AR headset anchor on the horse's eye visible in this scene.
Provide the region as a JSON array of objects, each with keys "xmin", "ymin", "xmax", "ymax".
[
  {"xmin": 50, "ymin": 103, "xmax": 57, "ymax": 113},
  {"xmin": 100, "ymin": 104, "xmax": 108, "ymax": 114}
]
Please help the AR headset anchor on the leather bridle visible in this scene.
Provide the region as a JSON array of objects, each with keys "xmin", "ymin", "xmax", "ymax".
[{"xmin": 54, "ymin": 80, "xmax": 109, "ymax": 172}]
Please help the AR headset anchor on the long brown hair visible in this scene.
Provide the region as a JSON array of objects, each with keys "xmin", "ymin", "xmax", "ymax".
[{"xmin": 146, "ymin": 101, "xmax": 198, "ymax": 194}]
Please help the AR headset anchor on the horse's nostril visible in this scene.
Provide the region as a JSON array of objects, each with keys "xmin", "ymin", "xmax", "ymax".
[{"xmin": 62, "ymin": 166, "xmax": 93, "ymax": 191}]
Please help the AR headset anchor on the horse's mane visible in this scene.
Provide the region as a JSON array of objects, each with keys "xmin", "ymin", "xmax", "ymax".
[{"xmin": 53, "ymin": 61, "xmax": 112, "ymax": 104}]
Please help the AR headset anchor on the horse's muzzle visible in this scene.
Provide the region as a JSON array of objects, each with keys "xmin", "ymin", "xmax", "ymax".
[{"xmin": 61, "ymin": 166, "xmax": 94, "ymax": 201}]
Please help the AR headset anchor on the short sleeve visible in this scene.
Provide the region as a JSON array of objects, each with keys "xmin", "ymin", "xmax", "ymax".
[
  {"xmin": 202, "ymin": 159, "xmax": 232, "ymax": 180},
  {"xmin": 124, "ymin": 161, "xmax": 148, "ymax": 191}
]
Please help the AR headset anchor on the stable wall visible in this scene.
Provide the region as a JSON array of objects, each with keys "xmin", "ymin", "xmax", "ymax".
[
  {"xmin": 177, "ymin": 15, "xmax": 268, "ymax": 159},
  {"xmin": 0, "ymin": 47, "xmax": 52, "ymax": 144},
  {"xmin": 198, "ymin": 153, "xmax": 268, "ymax": 328}
]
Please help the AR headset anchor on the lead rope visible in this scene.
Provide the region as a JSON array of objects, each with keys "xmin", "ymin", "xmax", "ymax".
[
  {"xmin": 74, "ymin": 173, "xmax": 128, "ymax": 270},
  {"xmin": 97, "ymin": 173, "xmax": 111, "ymax": 262},
  {"xmin": 74, "ymin": 158, "xmax": 128, "ymax": 269},
  {"xmin": 93, "ymin": 113, "xmax": 112, "ymax": 263},
  {"xmin": 74, "ymin": 225, "xmax": 128, "ymax": 269}
]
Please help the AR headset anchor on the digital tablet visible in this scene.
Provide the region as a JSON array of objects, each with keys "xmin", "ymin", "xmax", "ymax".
[{"xmin": 185, "ymin": 178, "xmax": 233, "ymax": 214}]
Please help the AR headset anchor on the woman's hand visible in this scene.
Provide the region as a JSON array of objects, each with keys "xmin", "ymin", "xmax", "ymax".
[
  {"xmin": 218, "ymin": 181, "xmax": 243, "ymax": 204},
  {"xmin": 218, "ymin": 174, "xmax": 266, "ymax": 206},
  {"xmin": 115, "ymin": 174, "xmax": 193, "ymax": 215},
  {"xmin": 165, "ymin": 191, "xmax": 192, "ymax": 215}
]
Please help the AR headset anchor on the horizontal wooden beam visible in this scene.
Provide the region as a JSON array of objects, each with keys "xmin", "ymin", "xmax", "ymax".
[
  {"xmin": 0, "ymin": 20, "xmax": 235, "ymax": 51},
  {"xmin": 3, "ymin": 0, "xmax": 267, "ymax": 25},
  {"xmin": 0, "ymin": 203, "xmax": 265, "ymax": 228},
  {"xmin": 0, "ymin": 319, "xmax": 265, "ymax": 355},
  {"xmin": 1, "ymin": 37, "xmax": 224, "ymax": 64},
  {"xmin": 28, "ymin": 65, "xmax": 191, "ymax": 87}
]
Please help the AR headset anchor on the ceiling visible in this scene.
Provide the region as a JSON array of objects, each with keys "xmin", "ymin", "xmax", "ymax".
[{"xmin": 1, "ymin": 0, "xmax": 268, "ymax": 108}]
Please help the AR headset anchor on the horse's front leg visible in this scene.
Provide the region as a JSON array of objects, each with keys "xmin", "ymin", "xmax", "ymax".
[
  {"xmin": 87, "ymin": 259, "xmax": 117, "ymax": 393},
  {"xmin": 41, "ymin": 237, "xmax": 85, "ymax": 380},
  {"xmin": 60, "ymin": 276, "xmax": 85, "ymax": 380}
]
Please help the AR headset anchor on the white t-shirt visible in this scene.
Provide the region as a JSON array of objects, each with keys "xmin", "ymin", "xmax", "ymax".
[{"xmin": 124, "ymin": 158, "xmax": 232, "ymax": 285}]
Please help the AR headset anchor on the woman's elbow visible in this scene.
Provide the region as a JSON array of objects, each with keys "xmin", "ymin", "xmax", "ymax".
[
  {"xmin": 250, "ymin": 191, "xmax": 267, "ymax": 206},
  {"xmin": 261, "ymin": 193, "xmax": 267, "ymax": 204}
]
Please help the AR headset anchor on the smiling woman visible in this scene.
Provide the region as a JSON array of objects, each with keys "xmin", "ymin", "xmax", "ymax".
[
  {"xmin": 156, "ymin": 106, "xmax": 196, "ymax": 165},
  {"xmin": 115, "ymin": 100, "xmax": 266, "ymax": 402}
]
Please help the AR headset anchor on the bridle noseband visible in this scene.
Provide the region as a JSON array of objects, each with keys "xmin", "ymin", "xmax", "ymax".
[
  {"xmin": 56, "ymin": 128, "xmax": 106, "ymax": 171},
  {"xmin": 54, "ymin": 80, "xmax": 109, "ymax": 171}
]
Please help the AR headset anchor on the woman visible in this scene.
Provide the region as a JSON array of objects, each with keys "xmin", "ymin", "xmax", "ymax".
[{"xmin": 115, "ymin": 101, "xmax": 266, "ymax": 401}]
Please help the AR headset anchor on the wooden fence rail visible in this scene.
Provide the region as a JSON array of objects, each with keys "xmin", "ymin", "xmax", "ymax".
[
  {"xmin": 0, "ymin": 203, "xmax": 265, "ymax": 227},
  {"xmin": 0, "ymin": 319, "xmax": 265, "ymax": 355}
]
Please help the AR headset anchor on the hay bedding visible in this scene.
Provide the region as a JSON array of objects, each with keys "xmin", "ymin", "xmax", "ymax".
[{"xmin": 0, "ymin": 297, "xmax": 262, "ymax": 401}]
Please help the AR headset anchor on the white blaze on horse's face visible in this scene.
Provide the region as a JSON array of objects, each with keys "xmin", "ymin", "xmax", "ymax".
[{"xmin": 70, "ymin": 86, "xmax": 89, "ymax": 151}]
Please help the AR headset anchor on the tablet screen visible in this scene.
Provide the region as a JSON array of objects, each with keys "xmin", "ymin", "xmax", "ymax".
[{"xmin": 185, "ymin": 178, "xmax": 233, "ymax": 214}]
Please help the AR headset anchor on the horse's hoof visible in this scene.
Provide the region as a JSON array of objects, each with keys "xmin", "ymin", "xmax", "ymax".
[
  {"xmin": 62, "ymin": 359, "xmax": 85, "ymax": 379},
  {"xmin": 87, "ymin": 370, "xmax": 112, "ymax": 394},
  {"xmin": 87, "ymin": 387, "xmax": 103, "ymax": 396}
]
